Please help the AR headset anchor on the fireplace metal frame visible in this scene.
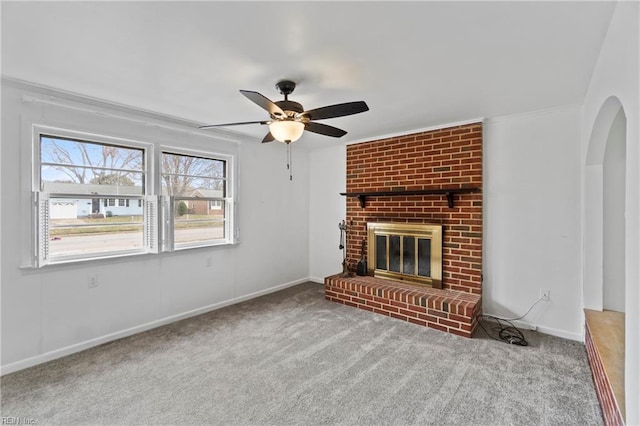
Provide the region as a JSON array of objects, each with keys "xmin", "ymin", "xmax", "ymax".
[{"xmin": 366, "ymin": 222, "xmax": 443, "ymax": 289}]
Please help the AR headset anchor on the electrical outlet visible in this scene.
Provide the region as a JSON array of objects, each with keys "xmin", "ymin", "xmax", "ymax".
[
  {"xmin": 88, "ymin": 274, "xmax": 99, "ymax": 288},
  {"xmin": 540, "ymin": 288, "xmax": 551, "ymax": 301},
  {"xmin": 205, "ymin": 257, "xmax": 213, "ymax": 268}
]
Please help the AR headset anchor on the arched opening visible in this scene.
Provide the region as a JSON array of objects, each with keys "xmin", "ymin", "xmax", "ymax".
[
  {"xmin": 584, "ymin": 96, "xmax": 626, "ymax": 310},
  {"xmin": 584, "ymin": 96, "xmax": 627, "ymax": 422}
]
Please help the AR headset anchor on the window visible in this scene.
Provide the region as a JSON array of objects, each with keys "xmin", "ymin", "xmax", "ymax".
[
  {"xmin": 35, "ymin": 131, "xmax": 155, "ymax": 266},
  {"xmin": 161, "ymin": 151, "xmax": 229, "ymax": 249},
  {"xmin": 33, "ymin": 127, "xmax": 235, "ymax": 267}
]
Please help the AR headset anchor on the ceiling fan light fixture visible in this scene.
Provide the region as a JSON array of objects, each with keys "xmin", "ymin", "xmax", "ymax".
[
  {"xmin": 269, "ymin": 120, "xmax": 305, "ymax": 143},
  {"xmin": 199, "ymin": 80, "xmax": 369, "ymax": 144}
]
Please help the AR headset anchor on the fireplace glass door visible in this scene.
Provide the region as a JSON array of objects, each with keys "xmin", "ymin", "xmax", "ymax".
[{"xmin": 368, "ymin": 223, "xmax": 442, "ymax": 288}]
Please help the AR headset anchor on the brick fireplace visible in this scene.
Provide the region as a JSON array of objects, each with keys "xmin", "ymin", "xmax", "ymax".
[{"xmin": 325, "ymin": 122, "xmax": 483, "ymax": 337}]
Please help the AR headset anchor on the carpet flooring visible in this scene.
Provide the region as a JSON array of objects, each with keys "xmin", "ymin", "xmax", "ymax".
[{"xmin": 1, "ymin": 282, "xmax": 602, "ymax": 425}]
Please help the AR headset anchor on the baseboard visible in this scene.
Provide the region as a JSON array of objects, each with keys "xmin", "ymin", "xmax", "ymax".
[
  {"xmin": 0, "ymin": 277, "xmax": 309, "ymax": 376},
  {"xmin": 536, "ymin": 324, "xmax": 583, "ymax": 342},
  {"xmin": 308, "ymin": 276, "xmax": 326, "ymax": 284},
  {"xmin": 482, "ymin": 312, "xmax": 583, "ymax": 342}
]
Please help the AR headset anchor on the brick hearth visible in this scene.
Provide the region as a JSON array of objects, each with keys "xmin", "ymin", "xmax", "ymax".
[{"xmin": 325, "ymin": 274, "xmax": 482, "ymax": 337}]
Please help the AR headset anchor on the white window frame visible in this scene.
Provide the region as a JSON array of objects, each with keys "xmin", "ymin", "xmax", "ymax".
[
  {"xmin": 30, "ymin": 125, "xmax": 237, "ymax": 267},
  {"xmin": 159, "ymin": 147, "xmax": 235, "ymax": 251},
  {"xmin": 32, "ymin": 125, "xmax": 157, "ymax": 266}
]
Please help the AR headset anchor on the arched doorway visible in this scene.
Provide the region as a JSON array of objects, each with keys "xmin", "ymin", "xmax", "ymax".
[
  {"xmin": 584, "ymin": 96, "xmax": 627, "ymax": 310},
  {"xmin": 584, "ymin": 96, "xmax": 627, "ymax": 423}
]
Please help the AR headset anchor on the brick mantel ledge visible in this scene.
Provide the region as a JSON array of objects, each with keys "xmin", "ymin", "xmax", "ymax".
[{"xmin": 325, "ymin": 274, "xmax": 482, "ymax": 338}]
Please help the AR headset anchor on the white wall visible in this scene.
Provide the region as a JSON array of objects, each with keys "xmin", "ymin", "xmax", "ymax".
[
  {"xmin": 1, "ymin": 81, "xmax": 310, "ymax": 373},
  {"xmin": 483, "ymin": 105, "xmax": 583, "ymax": 340},
  {"xmin": 581, "ymin": 2, "xmax": 639, "ymax": 423},
  {"xmin": 308, "ymin": 145, "xmax": 346, "ymax": 282},
  {"xmin": 234, "ymin": 140, "xmax": 310, "ymax": 293}
]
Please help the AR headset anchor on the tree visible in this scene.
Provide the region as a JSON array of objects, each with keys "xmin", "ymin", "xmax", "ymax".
[
  {"xmin": 177, "ymin": 201, "xmax": 188, "ymax": 216},
  {"xmin": 161, "ymin": 153, "xmax": 225, "ymax": 196},
  {"xmin": 89, "ymin": 173, "xmax": 135, "ymax": 186},
  {"xmin": 41, "ymin": 137, "xmax": 143, "ymax": 185},
  {"xmin": 41, "ymin": 136, "xmax": 225, "ymax": 195}
]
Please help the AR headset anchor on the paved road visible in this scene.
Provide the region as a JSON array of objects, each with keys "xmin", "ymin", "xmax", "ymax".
[{"xmin": 50, "ymin": 227, "xmax": 224, "ymax": 256}]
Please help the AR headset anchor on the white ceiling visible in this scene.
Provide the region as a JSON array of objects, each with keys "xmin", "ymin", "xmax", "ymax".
[{"xmin": 2, "ymin": 1, "xmax": 615, "ymax": 148}]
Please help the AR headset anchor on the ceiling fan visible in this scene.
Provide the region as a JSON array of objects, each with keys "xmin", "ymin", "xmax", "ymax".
[{"xmin": 199, "ymin": 80, "xmax": 369, "ymax": 144}]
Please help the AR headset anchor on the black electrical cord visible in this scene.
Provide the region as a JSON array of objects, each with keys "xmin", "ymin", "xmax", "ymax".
[
  {"xmin": 476, "ymin": 296, "xmax": 545, "ymax": 346},
  {"xmin": 478, "ymin": 315, "xmax": 528, "ymax": 346}
]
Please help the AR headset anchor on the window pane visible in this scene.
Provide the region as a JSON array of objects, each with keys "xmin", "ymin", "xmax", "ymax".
[
  {"xmin": 38, "ymin": 135, "xmax": 148, "ymax": 262},
  {"xmin": 161, "ymin": 153, "xmax": 225, "ymax": 196},
  {"xmin": 49, "ymin": 197, "xmax": 144, "ymax": 257},
  {"xmin": 41, "ymin": 136, "xmax": 143, "ymax": 168},
  {"xmin": 162, "ymin": 151, "xmax": 229, "ymax": 248},
  {"xmin": 41, "ymin": 136, "xmax": 144, "ymax": 191},
  {"xmin": 174, "ymin": 199, "xmax": 225, "ymax": 244}
]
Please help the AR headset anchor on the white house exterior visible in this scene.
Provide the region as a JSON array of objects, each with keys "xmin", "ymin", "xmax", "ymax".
[{"xmin": 45, "ymin": 182, "xmax": 144, "ymax": 218}]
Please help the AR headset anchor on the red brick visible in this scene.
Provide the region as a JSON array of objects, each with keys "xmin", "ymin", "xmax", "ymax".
[
  {"xmin": 449, "ymin": 328, "xmax": 471, "ymax": 338},
  {"xmin": 399, "ymin": 308, "xmax": 419, "ymax": 318},
  {"xmin": 418, "ymin": 313, "xmax": 439, "ymax": 323},
  {"xmin": 439, "ymin": 318, "xmax": 462, "ymax": 329},
  {"xmin": 428, "ymin": 309, "xmax": 448, "ymax": 318},
  {"xmin": 428, "ymin": 323, "xmax": 448, "ymax": 332},
  {"xmin": 408, "ymin": 317, "xmax": 428, "ymax": 327},
  {"xmin": 390, "ymin": 300, "xmax": 408, "ymax": 309},
  {"xmin": 389, "ymin": 312, "xmax": 408, "ymax": 321},
  {"xmin": 407, "ymin": 305, "xmax": 428, "ymax": 314}
]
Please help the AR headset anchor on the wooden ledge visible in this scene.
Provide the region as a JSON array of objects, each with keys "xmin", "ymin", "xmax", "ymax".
[
  {"xmin": 585, "ymin": 309, "xmax": 625, "ymax": 423},
  {"xmin": 340, "ymin": 187, "xmax": 480, "ymax": 208}
]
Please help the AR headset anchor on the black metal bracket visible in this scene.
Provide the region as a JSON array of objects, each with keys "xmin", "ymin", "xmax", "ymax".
[{"xmin": 446, "ymin": 191, "xmax": 455, "ymax": 208}]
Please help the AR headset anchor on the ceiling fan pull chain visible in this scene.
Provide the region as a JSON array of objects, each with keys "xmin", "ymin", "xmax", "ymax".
[{"xmin": 287, "ymin": 142, "xmax": 293, "ymax": 181}]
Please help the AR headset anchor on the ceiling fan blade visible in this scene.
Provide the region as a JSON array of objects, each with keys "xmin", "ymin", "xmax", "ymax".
[
  {"xmin": 199, "ymin": 120, "xmax": 268, "ymax": 129},
  {"xmin": 302, "ymin": 101, "xmax": 369, "ymax": 121},
  {"xmin": 240, "ymin": 90, "xmax": 286, "ymax": 117},
  {"xmin": 261, "ymin": 132, "xmax": 275, "ymax": 143},
  {"xmin": 305, "ymin": 122, "xmax": 347, "ymax": 138}
]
